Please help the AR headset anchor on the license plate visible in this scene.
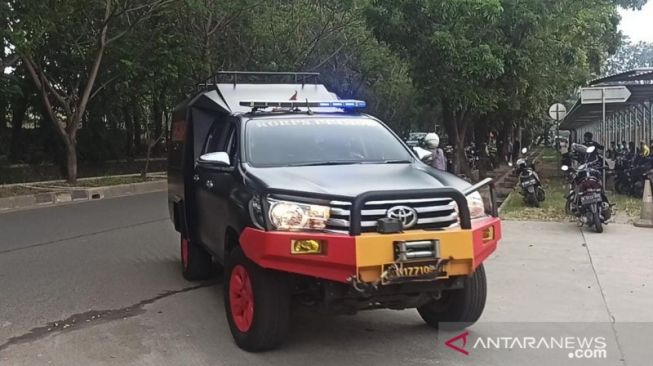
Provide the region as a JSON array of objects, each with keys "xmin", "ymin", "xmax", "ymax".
[
  {"xmin": 580, "ymin": 193, "xmax": 602, "ymax": 204},
  {"xmin": 521, "ymin": 179, "xmax": 536, "ymax": 187},
  {"xmin": 382, "ymin": 261, "xmax": 442, "ymax": 283}
]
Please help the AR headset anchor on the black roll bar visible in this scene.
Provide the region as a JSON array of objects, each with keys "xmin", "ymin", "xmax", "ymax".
[{"xmin": 263, "ymin": 178, "xmax": 500, "ymax": 235}]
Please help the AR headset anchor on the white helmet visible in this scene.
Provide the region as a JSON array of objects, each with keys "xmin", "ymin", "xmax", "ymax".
[{"xmin": 424, "ymin": 133, "xmax": 440, "ymax": 149}]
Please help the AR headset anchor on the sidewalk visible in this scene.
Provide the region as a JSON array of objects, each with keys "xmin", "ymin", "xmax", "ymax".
[{"xmin": 0, "ymin": 173, "xmax": 167, "ymax": 213}]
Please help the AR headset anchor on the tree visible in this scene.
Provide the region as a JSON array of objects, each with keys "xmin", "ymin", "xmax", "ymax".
[
  {"xmin": 604, "ymin": 41, "xmax": 653, "ymax": 75},
  {"xmin": 366, "ymin": 0, "xmax": 639, "ymax": 174},
  {"xmin": 8, "ymin": 0, "xmax": 169, "ymax": 183},
  {"xmin": 367, "ymin": 0, "xmax": 507, "ymax": 175}
]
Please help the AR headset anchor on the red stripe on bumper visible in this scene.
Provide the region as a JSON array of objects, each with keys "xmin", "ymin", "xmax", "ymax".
[
  {"xmin": 471, "ymin": 217, "xmax": 501, "ymax": 269},
  {"xmin": 239, "ymin": 228, "xmax": 357, "ymax": 283}
]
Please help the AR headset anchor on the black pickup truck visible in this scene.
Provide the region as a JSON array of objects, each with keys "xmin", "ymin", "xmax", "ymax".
[{"xmin": 168, "ymin": 72, "xmax": 501, "ymax": 352}]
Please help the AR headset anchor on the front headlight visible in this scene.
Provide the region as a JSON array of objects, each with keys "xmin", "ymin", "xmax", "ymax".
[
  {"xmin": 268, "ymin": 200, "xmax": 330, "ymax": 231},
  {"xmin": 454, "ymin": 191, "xmax": 486, "ymax": 220},
  {"xmin": 467, "ymin": 191, "xmax": 486, "ymax": 219}
]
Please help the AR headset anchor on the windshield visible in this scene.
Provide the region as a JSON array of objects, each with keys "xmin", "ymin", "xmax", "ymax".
[{"xmin": 245, "ymin": 117, "xmax": 413, "ymax": 167}]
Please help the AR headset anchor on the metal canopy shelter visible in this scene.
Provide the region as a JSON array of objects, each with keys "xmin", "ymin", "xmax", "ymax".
[{"xmin": 560, "ymin": 68, "xmax": 653, "ymax": 147}]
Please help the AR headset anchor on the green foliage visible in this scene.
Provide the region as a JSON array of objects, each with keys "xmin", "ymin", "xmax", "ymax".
[
  {"xmin": 604, "ymin": 41, "xmax": 653, "ymax": 75},
  {"xmin": 0, "ymin": 0, "xmax": 647, "ymax": 178}
]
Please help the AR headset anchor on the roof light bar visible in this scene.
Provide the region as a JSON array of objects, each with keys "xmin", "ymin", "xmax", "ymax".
[{"xmin": 239, "ymin": 100, "xmax": 367, "ymax": 110}]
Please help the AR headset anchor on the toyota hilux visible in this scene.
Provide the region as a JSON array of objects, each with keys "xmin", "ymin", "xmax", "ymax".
[{"xmin": 168, "ymin": 72, "xmax": 501, "ymax": 352}]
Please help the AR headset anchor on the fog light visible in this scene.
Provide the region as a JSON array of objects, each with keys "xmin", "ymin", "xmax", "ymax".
[
  {"xmin": 482, "ymin": 226, "xmax": 494, "ymax": 241},
  {"xmin": 291, "ymin": 239, "xmax": 324, "ymax": 254}
]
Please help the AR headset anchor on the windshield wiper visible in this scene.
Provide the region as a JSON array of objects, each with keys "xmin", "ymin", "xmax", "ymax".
[
  {"xmin": 288, "ymin": 159, "xmax": 412, "ymax": 167},
  {"xmin": 287, "ymin": 160, "xmax": 362, "ymax": 167},
  {"xmin": 360, "ymin": 159, "xmax": 413, "ymax": 164}
]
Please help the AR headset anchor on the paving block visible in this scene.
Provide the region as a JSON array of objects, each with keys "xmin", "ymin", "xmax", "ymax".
[{"xmin": 34, "ymin": 193, "xmax": 55, "ymax": 205}]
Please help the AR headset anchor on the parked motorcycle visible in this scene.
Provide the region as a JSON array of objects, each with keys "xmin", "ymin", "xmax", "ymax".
[
  {"xmin": 509, "ymin": 148, "xmax": 545, "ymax": 207},
  {"xmin": 562, "ymin": 143, "xmax": 612, "ymax": 233},
  {"xmin": 613, "ymin": 151, "xmax": 653, "ymax": 197},
  {"xmin": 465, "ymin": 143, "xmax": 479, "ymax": 171}
]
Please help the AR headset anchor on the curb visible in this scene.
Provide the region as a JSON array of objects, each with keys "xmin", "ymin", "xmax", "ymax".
[{"xmin": 0, "ymin": 180, "xmax": 166, "ymax": 213}]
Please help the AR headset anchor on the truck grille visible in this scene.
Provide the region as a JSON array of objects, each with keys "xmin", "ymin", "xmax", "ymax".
[{"xmin": 326, "ymin": 198, "xmax": 459, "ymax": 234}]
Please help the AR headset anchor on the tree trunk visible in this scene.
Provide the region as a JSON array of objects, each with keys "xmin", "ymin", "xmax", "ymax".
[
  {"xmin": 66, "ymin": 141, "xmax": 78, "ymax": 184},
  {"xmin": 441, "ymin": 100, "xmax": 473, "ymax": 178},
  {"xmin": 142, "ymin": 142, "xmax": 153, "ymax": 180},
  {"xmin": 124, "ymin": 104, "xmax": 134, "ymax": 159},
  {"xmin": 153, "ymin": 94, "xmax": 162, "ymax": 155},
  {"xmin": 0, "ymin": 97, "xmax": 7, "ymax": 146},
  {"xmin": 9, "ymin": 99, "xmax": 28, "ymax": 162},
  {"xmin": 133, "ymin": 101, "xmax": 142, "ymax": 156}
]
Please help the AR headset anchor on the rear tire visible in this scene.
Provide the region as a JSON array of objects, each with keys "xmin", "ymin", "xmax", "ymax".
[
  {"xmin": 417, "ymin": 264, "xmax": 487, "ymax": 330},
  {"xmin": 224, "ymin": 247, "xmax": 290, "ymax": 352},
  {"xmin": 536, "ymin": 187, "xmax": 546, "ymax": 202},
  {"xmin": 526, "ymin": 193, "xmax": 539, "ymax": 207},
  {"xmin": 180, "ymin": 237, "xmax": 212, "ymax": 281},
  {"xmin": 593, "ymin": 211, "xmax": 603, "ymax": 233},
  {"xmin": 615, "ymin": 181, "xmax": 625, "ymax": 194}
]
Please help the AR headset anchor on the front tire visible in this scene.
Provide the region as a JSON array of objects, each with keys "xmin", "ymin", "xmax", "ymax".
[
  {"xmin": 417, "ymin": 264, "xmax": 487, "ymax": 330},
  {"xmin": 224, "ymin": 247, "xmax": 290, "ymax": 352}
]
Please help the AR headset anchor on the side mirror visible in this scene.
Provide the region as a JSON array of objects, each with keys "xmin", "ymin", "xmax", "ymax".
[
  {"xmin": 561, "ymin": 165, "xmax": 569, "ymax": 171},
  {"xmin": 521, "ymin": 147, "xmax": 528, "ymax": 154},
  {"xmin": 198, "ymin": 152, "xmax": 230, "ymax": 166},
  {"xmin": 587, "ymin": 146, "xmax": 596, "ymax": 154},
  {"xmin": 412, "ymin": 146, "xmax": 432, "ymax": 161}
]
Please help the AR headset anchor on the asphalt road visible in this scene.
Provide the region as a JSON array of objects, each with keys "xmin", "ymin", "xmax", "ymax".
[{"xmin": 1, "ymin": 193, "xmax": 652, "ymax": 365}]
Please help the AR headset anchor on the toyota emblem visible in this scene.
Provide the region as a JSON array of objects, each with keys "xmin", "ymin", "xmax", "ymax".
[{"xmin": 386, "ymin": 205, "xmax": 418, "ymax": 229}]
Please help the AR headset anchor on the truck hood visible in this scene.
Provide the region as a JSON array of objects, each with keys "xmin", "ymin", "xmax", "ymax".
[{"xmin": 243, "ymin": 163, "xmax": 470, "ymax": 198}]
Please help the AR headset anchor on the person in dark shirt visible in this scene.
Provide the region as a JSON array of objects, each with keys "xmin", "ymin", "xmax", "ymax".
[{"xmin": 582, "ymin": 132, "xmax": 604, "ymax": 163}]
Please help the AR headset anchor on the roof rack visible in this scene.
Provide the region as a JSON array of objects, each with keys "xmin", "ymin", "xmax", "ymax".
[{"xmin": 198, "ymin": 71, "xmax": 321, "ymax": 92}]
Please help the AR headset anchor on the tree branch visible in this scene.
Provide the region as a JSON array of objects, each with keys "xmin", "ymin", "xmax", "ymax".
[
  {"xmin": 0, "ymin": 54, "xmax": 19, "ymax": 69},
  {"xmin": 89, "ymin": 74, "xmax": 120, "ymax": 100},
  {"xmin": 21, "ymin": 55, "xmax": 69, "ymax": 145}
]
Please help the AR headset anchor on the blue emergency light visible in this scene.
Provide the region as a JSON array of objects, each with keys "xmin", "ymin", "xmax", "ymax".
[{"xmin": 239, "ymin": 99, "xmax": 367, "ymax": 110}]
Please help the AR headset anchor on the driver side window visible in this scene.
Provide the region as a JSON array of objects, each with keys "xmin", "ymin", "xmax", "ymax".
[{"xmin": 203, "ymin": 119, "xmax": 238, "ymax": 165}]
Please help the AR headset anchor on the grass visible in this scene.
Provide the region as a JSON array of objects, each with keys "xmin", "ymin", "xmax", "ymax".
[
  {"xmin": 500, "ymin": 176, "xmax": 571, "ymax": 221},
  {"xmin": 610, "ymin": 192, "xmax": 642, "ymax": 218},
  {"xmin": 64, "ymin": 175, "xmax": 159, "ymax": 188},
  {"xmin": 0, "ymin": 185, "xmax": 40, "ymax": 199},
  {"xmin": 0, "ymin": 175, "xmax": 163, "ymax": 198},
  {"xmin": 537, "ymin": 147, "xmax": 560, "ymax": 162}
]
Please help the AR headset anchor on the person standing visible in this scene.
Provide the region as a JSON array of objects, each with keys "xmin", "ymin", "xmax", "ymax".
[
  {"xmin": 512, "ymin": 139, "xmax": 521, "ymax": 161},
  {"xmin": 639, "ymin": 140, "xmax": 650, "ymax": 157},
  {"xmin": 424, "ymin": 133, "xmax": 447, "ymax": 171}
]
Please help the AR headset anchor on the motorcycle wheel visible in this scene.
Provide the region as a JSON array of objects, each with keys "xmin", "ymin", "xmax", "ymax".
[
  {"xmin": 536, "ymin": 187, "xmax": 546, "ymax": 202},
  {"xmin": 614, "ymin": 181, "xmax": 626, "ymax": 194},
  {"xmin": 593, "ymin": 210, "xmax": 603, "ymax": 233}
]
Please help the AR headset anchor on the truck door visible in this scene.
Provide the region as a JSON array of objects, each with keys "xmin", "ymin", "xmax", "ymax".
[{"xmin": 194, "ymin": 118, "xmax": 240, "ymax": 259}]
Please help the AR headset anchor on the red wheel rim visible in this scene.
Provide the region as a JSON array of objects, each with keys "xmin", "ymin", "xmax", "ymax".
[
  {"xmin": 181, "ymin": 238, "xmax": 189, "ymax": 270},
  {"xmin": 229, "ymin": 265, "xmax": 254, "ymax": 332}
]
